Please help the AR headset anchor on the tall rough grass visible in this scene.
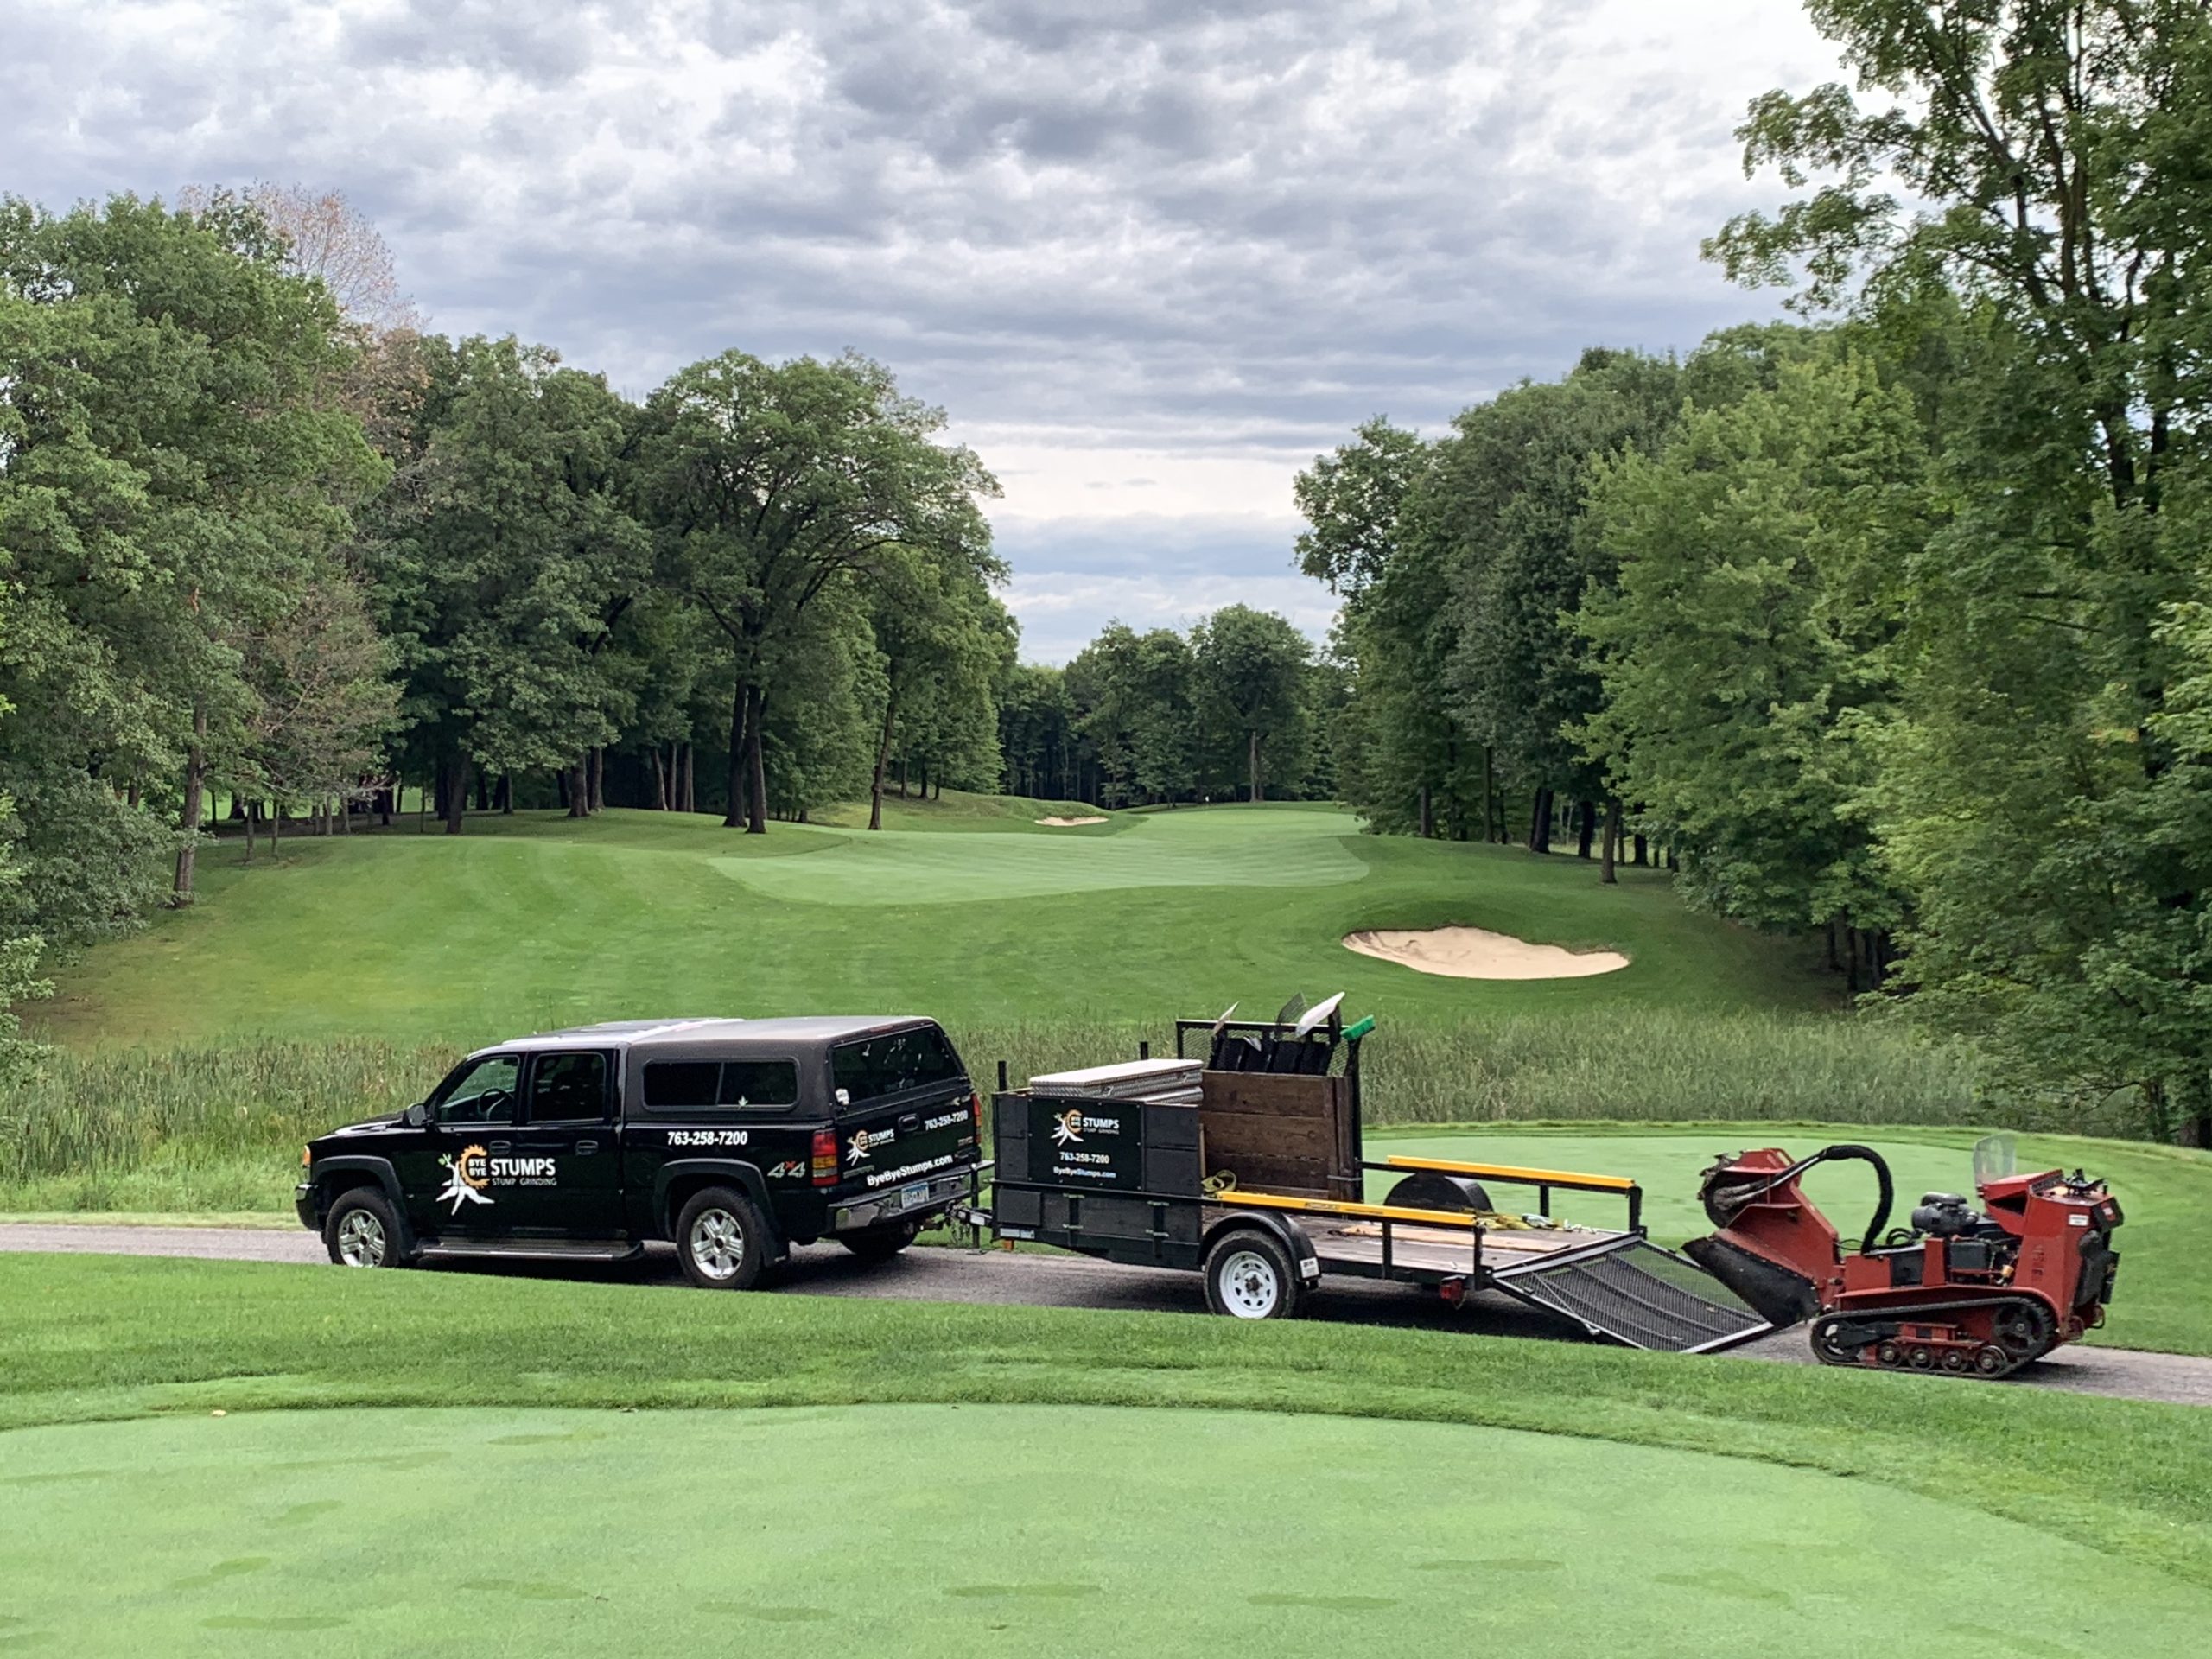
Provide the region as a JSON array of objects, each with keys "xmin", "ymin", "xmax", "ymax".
[{"xmin": 0, "ymin": 1012, "xmax": 2121, "ymax": 1216}]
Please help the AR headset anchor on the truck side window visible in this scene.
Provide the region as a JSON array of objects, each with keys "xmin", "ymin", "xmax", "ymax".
[
  {"xmin": 530, "ymin": 1052, "xmax": 608, "ymax": 1122},
  {"xmin": 434, "ymin": 1054, "xmax": 520, "ymax": 1125},
  {"xmin": 718, "ymin": 1059, "xmax": 799, "ymax": 1111},
  {"xmin": 643, "ymin": 1062, "xmax": 718, "ymax": 1110}
]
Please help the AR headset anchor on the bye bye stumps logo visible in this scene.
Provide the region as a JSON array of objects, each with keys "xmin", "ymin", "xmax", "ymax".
[
  {"xmin": 1048, "ymin": 1107, "xmax": 1125, "ymax": 1178},
  {"xmin": 436, "ymin": 1144, "xmax": 558, "ymax": 1213}
]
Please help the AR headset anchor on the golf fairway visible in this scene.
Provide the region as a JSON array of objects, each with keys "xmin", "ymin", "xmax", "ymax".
[{"xmin": 4, "ymin": 1404, "xmax": 2200, "ymax": 1656}]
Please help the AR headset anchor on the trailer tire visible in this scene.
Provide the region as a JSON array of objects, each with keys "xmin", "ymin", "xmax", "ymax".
[
  {"xmin": 1204, "ymin": 1228, "xmax": 1305, "ymax": 1320},
  {"xmin": 675, "ymin": 1185, "xmax": 771, "ymax": 1291}
]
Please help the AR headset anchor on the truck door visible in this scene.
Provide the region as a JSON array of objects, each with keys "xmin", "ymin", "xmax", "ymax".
[
  {"xmin": 506, "ymin": 1049, "xmax": 624, "ymax": 1237},
  {"xmin": 406, "ymin": 1052, "xmax": 523, "ymax": 1239}
]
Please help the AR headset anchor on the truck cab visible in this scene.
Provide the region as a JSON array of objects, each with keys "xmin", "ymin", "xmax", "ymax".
[{"xmin": 296, "ymin": 1016, "xmax": 982, "ymax": 1289}]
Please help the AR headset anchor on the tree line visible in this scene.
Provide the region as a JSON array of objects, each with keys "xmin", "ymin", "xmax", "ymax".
[
  {"xmin": 0, "ymin": 188, "xmax": 1015, "ymax": 1058},
  {"xmin": 0, "ymin": 185, "xmax": 1335, "ymax": 1066},
  {"xmin": 1300, "ymin": 0, "xmax": 2212, "ymax": 1144}
]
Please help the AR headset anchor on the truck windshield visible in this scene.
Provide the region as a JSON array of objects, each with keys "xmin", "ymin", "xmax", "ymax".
[{"xmin": 830, "ymin": 1027, "xmax": 964, "ymax": 1113}]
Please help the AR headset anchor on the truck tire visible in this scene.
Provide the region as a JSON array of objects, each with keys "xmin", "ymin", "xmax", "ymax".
[
  {"xmin": 675, "ymin": 1185, "xmax": 771, "ymax": 1291},
  {"xmin": 1204, "ymin": 1227, "xmax": 1305, "ymax": 1320},
  {"xmin": 324, "ymin": 1188, "xmax": 409, "ymax": 1268},
  {"xmin": 838, "ymin": 1220, "xmax": 920, "ymax": 1262}
]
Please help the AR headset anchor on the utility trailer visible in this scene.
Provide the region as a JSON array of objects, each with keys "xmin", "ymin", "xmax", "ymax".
[{"xmin": 971, "ymin": 1014, "xmax": 1773, "ymax": 1355}]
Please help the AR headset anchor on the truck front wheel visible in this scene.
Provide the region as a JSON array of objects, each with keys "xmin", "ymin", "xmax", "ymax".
[
  {"xmin": 1204, "ymin": 1228, "xmax": 1305, "ymax": 1320},
  {"xmin": 324, "ymin": 1189, "xmax": 410, "ymax": 1268},
  {"xmin": 675, "ymin": 1186, "xmax": 771, "ymax": 1291}
]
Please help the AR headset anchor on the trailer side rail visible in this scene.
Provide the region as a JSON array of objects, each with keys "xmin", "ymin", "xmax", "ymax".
[{"xmin": 1374, "ymin": 1153, "xmax": 1644, "ymax": 1236}]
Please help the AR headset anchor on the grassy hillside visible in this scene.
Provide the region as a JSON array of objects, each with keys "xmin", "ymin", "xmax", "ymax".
[{"xmin": 39, "ymin": 798, "xmax": 1837, "ymax": 1047}]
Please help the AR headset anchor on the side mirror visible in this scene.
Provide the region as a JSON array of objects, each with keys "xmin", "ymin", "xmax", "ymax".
[{"xmin": 403, "ymin": 1101, "xmax": 433, "ymax": 1128}]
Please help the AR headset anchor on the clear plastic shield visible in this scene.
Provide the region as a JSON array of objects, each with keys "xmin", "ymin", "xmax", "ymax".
[{"xmin": 1972, "ymin": 1133, "xmax": 2017, "ymax": 1190}]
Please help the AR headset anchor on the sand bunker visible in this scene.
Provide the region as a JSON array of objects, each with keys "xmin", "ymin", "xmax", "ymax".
[
  {"xmin": 1344, "ymin": 925, "xmax": 1629, "ymax": 981},
  {"xmin": 1036, "ymin": 816, "xmax": 1109, "ymax": 827}
]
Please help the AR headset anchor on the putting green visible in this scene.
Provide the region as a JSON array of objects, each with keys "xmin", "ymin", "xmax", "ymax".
[
  {"xmin": 3, "ymin": 1405, "xmax": 2202, "ymax": 1657},
  {"xmin": 711, "ymin": 805, "xmax": 1370, "ymax": 905}
]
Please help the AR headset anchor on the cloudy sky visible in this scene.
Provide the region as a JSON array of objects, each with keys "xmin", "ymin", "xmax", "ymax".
[{"xmin": 4, "ymin": 0, "xmax": 1840, "ymax": 660}]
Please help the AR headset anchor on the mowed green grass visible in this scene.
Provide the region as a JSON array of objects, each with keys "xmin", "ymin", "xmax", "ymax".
[
  {"xmin": 5, "ymin": 1255, "xmax": 2210, "ymax": 1630},
  {"xmin": 7, "ymin": 1402, "xmax": 2204, "ymax": 1658},
  {"xmin": 36, "ymin": 800, "xmax": 1832, "ymax": 1046},
  {"xmin": 1367, "ymin": 1127, "xmax": 2208, "ymax": 1354}
]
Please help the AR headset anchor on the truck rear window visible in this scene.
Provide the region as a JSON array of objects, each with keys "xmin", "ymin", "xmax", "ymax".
[
  {"xmin": 641, "ymin": 1058, "xmax": 800, "ymax": 1116},
  {"xmin": 830, "ymin": 1026, "xmax": 964, "ymax": 1111}
]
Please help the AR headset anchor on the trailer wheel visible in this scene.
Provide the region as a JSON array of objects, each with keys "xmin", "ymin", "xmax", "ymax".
[
  {"xmin": 676, "ymin": 1186, "xmax": 770, "ymax": 1291},
  {"xmin": 1204, "ymin": 1228, "xmax": 1305, "ymax": 1320}
]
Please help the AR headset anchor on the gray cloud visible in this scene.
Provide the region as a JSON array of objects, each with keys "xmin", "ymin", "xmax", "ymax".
[{"xmin": 2, "ymin": 0, "xmax": 1839, "ymax": 658}]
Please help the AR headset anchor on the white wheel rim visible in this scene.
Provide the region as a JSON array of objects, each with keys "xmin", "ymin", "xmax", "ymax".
[
  {"xmin": 1217, "ymin": 1249, "xmax": 1280, "ymax": 1318},
  {"xmin": 690, "ymin": 1209, "xmax": 747, "ymax": 1281},
  {"xmin": 336, "ymin": 1210, "xmax": 385, "ymax": 1267}
]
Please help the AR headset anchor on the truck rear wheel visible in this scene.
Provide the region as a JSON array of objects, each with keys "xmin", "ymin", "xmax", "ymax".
[
  {"xmin": 1204, "ymin": 1228, "xmax": 1305, "ymax": 1320},
  {"xmin": 838, "ymin": 1220, "xmax": 921, "ymax": 1262},
  {"xmin": 675, "ymin": 1186, "xmax": 771, "ymax": 1291},
  {"xmin": 324, "ymin": 1189, "xmax": 409, "ymax": 1268}
]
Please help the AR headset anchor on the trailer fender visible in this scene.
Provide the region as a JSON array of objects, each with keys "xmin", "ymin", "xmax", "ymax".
[
  {"xmin": 654, "ymin": 1160, "xmax": 778, "ymax": 1243},
  {"xmin": 1204, "ymin": 1210, "xmax": 1321, "ymax": 1282}
]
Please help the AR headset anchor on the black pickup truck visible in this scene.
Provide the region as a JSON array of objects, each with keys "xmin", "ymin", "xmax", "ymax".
[{"xmin": 295, "ymin": 1016, "xmax": 982, "ymax": 1289}]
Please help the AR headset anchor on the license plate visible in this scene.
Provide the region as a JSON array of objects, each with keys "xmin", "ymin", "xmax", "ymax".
[{"xmin": 898, "ymin": 1181, "xmax": 931, "ymax": 1212}]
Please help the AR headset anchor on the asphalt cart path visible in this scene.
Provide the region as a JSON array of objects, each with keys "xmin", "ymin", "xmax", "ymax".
[{"xmin": 5, "ymin": 1221, "xmax": 2207, "ymax": 1408}]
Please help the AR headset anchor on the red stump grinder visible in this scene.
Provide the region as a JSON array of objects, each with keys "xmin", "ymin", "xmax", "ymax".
[{"xmin": 1684, "ymin": 1135, "xmax": 2122, "ymax": 1379}]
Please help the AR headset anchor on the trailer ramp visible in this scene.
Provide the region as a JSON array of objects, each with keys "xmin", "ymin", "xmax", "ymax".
[{"xmin": 1491, "ymin": 1235, "xmax": 1772, "ymax": 1353}]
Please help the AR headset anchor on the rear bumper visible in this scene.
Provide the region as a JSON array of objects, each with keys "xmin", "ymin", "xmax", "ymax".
[{"xmin": 828, "ymin": 1169, "xmax": 975, "ymax": 1234}]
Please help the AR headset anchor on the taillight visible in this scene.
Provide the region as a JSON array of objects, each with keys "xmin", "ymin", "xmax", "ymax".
[
  {"xmin": 970, "ymin": 1091, "xmax": 982, "ymax": 1128},
  {"xmin": 811, "ymin": 1128, "xmax": 838, "ymax": 1187}
]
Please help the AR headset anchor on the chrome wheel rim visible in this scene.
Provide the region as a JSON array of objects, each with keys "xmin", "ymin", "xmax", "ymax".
[
  {"xmin": 336, "ymin": 1209, "xmax": 386, "ymax": 1267},
  {"xmin": 1218, "ymin": 1249, "xmax": 1279, "ymax": 1318},
  {"xmin": 690, "ymin": 1209, "xmax": 747, "ymax": 1281}
]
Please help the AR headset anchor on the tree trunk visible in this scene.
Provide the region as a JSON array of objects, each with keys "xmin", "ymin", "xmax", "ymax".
[
  {"xmin": 898, "ymin": 757, "xmax": 909, "ymax": 798},
  {"xmin": 1248, "ymin": 728, "xmax": 1263, "ymax": 804},
  {"xmin": 474, "ymin": 772, "xmax": 491, "ymax": 814},
  {"xmin": 441, "ymin": 753, "xmax": 467, "ymax": 836},
  {"xmin": 171, "ymin": 702, "xmax": 208, "ymax": 903},
  {"xmin": 566, "ymin": 759, "xmax": 589, "ymax": 819},
  {"xmin": 652, "ymin": 747, "xmax": 668, "ymax": 811},
  {"xmin": 870, "ymin": 689, "xmax": 898, "ymax": 830},
  {"xmin": 499, "ymin": 774, "xmax": 512, "ymax": 814},
  {"xmin": 555, "ymin": 768, "xmax": 569, "ymax": 810},
  {"xmin": 744, "ymin": 682, "xmax": 768, "ymax": 835},
  {"xmin": 1417, "ymin": 783, "xmax": 1433, "ymax": 839},
  {"xmin": 271, "ymin": 799, "xmax": 283, "ymax": 852},
  {"xmin": 1631, "ymin": 833, "xmax": 1647, "ymax": 867},
  {"xmin": 1599, "ymin": 798, "xmax": 1620, "ymax": 885},
  {"xmin": 1843, "ymin": 923, "xmax": 1863, "ymax": 995},
  {"xmin": 589, "ymin": 747, "xmax": 604, "ymax": 813},
  {"xmin": 681, "ymin": 742, "xmax": 695, "ymax": 813},
  {"xmin": 1526, "ymin": 787, "xmax": 1554, "ymax": 854},
  {"xmin": 1575, "ymin": 799, "xmax": 1595, "ymax": 859},
  {"xmin": 243, "ymin": 801, "xmax": 256, "ymax": 864},
  {"xmin": 724, "ymin": 680, "xmax": 748, "ymax": 829},
  {"xmin": 1826, "ymin": 918, "xmax": 1842, "ymax": 973}
]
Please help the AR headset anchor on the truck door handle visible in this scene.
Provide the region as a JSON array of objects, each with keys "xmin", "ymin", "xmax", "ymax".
[
  {"xmin": 898, "ymin": 1114, "xmax": 918, "ymax": 1133},
  {"xmin": 489, "ymin": 1141, "xmax": 512, "ymax": 1154},
  {"xmin": 575, "ymin": 1140, "xmax": 599, "ymax": 1155}
]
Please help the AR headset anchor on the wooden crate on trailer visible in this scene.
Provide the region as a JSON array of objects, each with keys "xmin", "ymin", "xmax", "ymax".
[{"xmin": 1197, "ymin": 1071, "xmax": 1361, "ymax": 1202}]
